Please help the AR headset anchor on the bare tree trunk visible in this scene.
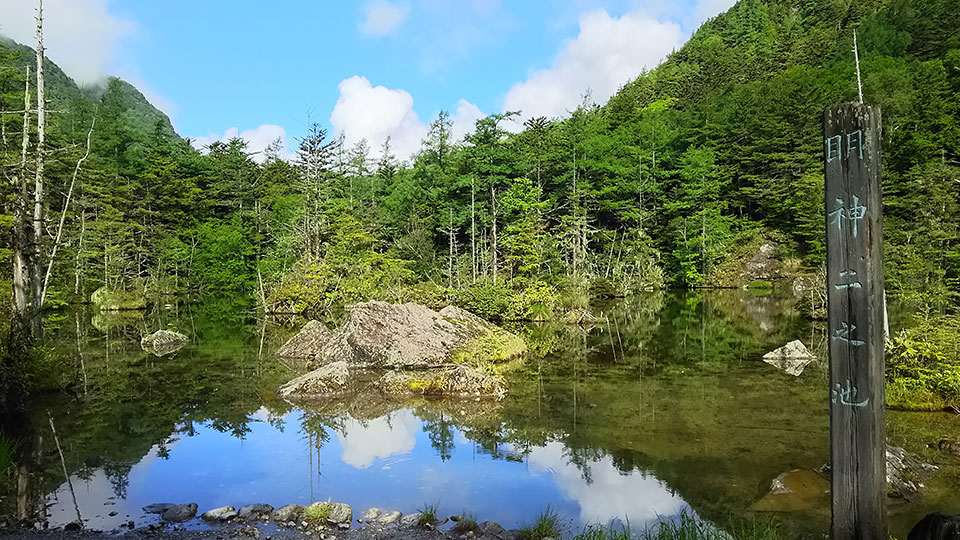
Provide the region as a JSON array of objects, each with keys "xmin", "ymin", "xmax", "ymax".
[
  {"xmin": 10, "ymin": 65, "xmax": 33, "ymax": 358},
  {"xmin": 41, "ymin": 117, "xmax": 95, "ymax": 307},
  {"xmin": 471, "ymin": 178, "xmax": 476, "ymax": 284},
  {"xmin": 30, "ymin": 0, "xmax": 45, "ymax": 326},
  {"xmin": 74, "ymin": 208, "xmax": 84, "ymax": 295},
  {"xmin": 490, "ymin": 185, "xmax": 498, "ymax": 285},
  {"xmin": 447, "ymin": 207, "xmax": 455, "ymax": 288},
  {"xmin": 854, "ymin": 29, "xmax": 864, "ymax": 104}
]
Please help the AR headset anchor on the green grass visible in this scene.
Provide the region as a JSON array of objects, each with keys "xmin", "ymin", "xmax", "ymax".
[
  {"xmin": 454, "ymin": 512, "xmax": 479, "ymax": 532},
  {"xmin": 304, "ymin": 502, "xmax": 332, "ymax": 524},
  {"xmin": 520, "ymin": 506, "xmax": 563, "ymax": 540},
  {"xmin": 0, "ymin": 434, "xmax": 19, "ymax": 475},
  {"xmin": 574, "ymin": 522, "xmax": 632, "ymax": 540},
  {"xmin": 634, "ymin": 513, "xmax": 782, "ymax": 540},
  {"xmin": 417, "ymin": 502, "xmax": 439, "ymax": 527}
]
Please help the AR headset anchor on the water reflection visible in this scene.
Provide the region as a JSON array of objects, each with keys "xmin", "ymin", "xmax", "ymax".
[{"xmin": 2, "ymin": 291, "xmax": 955, "ymax": 539}]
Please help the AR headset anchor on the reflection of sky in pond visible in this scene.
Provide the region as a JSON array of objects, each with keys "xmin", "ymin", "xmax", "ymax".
[{"xmin": 46, "ymin": 407, "xmax": 689, "ymax": 532}]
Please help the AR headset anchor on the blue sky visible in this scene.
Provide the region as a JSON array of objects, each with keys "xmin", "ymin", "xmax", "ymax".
[{"xmin": 0, "ymin": 0, "xmax": 737, "ymax": 160}]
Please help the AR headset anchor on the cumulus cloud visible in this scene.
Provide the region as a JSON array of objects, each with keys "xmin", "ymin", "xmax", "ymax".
[
  {"xmin": 693, "ymin": 0, "xmax": 738, "ymax": 27},
  {"xmin": 330, "ymin": 75, "xmax": 483, "ymax": 161},
  {"xmin": 360, "ymin": 0, "xmax": 409, "ymax": 36},
  {"xmin": 191, "ymin": 124, "xmax": 291, "ymax": 163},
  {"xmin": 336, "ymin": 410, "xmax": 421, "ymax": 469},
  {"xmin": 502, "ymin": 8, "xmax": 684, "ymax": 124},
  {"xmin": 0, "ymin": 0, "xmax": 135, "ymax": 86},
  {"xmin": 525, "ymin": 442, "xmax": 688, "ymax": 526},
  {"xmin": 450, "ymin": 99, "xmax": 486, "ymax": 142}
]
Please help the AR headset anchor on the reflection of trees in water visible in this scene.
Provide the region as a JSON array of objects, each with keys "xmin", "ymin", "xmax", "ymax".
[
  {"xmin": 2, "ymin": 300, "xmax": 296, "ymax": 519},
  {"xmin": 418, "ymin": 410, "xmax": 455, "ymax": 461}
]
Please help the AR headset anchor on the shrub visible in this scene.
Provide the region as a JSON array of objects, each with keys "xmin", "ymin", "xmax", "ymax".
[
  {"xmin": 455, "ymin": 281, "xmax": 513, "ymax": 321},
  {"xmin": 304, "ymin": 502, "xmax": 332, "ymax": 524},
  {"xmin": 507, "ymin": 281, "xmax": 558, "ymax": 321}
]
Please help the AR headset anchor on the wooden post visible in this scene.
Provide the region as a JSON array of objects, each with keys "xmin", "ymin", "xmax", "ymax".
[{"xmin": 823, "ymin": 103, "xmax": 886, "ymax": 540}]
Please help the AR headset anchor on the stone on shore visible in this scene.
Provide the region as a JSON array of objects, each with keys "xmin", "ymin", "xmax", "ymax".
[
  {"xmin": 309, "ymin": 301, "xmax": 525, "ymax": 370},
  {"xmin": 143, "ymin": 503, "xmax": 176, "ymax": 514},
  {"xmin": 277, "ymin": 320, "xmax": 333, "ymax": 359},
  {"xmin": 140, "ymin": 329, "xmax": 189, "ymax": 357},
  {"xmin": 277, "ymin": 361, "xmax": 350, "ymax": 399},
  {"xmin": 400, "ymin": 513, "xmax": 424, "ymax": 527},
  {"xmin": 201, "ymin": 506, "xmax": 237, "ymax": 522},
  {"xmin": 237, "ymin": 504, "xmax": 274, "ymax": 521},
  {"xmin": 886, "ymin": 444, "xmax": 939, "ymax": 500},
  {"xmin": 161, "ymin": 503, "xmax": 198, "ymax": 523},
  {"xmin": 270, "ymin": 504, "xmax": 304, "ymax": 522},
  {"xmin": 762, "ymin": 340, "xmax": 815, "ymax": 376},
  {"xmin": 378, "ymin": 364, "xmax": 508, "ymax": 399},
  {"xmin": 378, "ymin": 510, "xmax": 402, "ymax": 524},
  {"xmin": 478, "ymin": 521, "xmax": 505, "ymax": 536},
  {"xmin": 326, "ymin": 502, "xmax": 352, "ymax": 525},
  {"xmin": 362, "ymin": 508, "xmax": 381, "ymax": 520}
]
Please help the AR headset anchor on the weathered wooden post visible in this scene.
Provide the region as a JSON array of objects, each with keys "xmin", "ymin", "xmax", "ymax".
[{"xmin": 823, "ymin": 103, "xmax": 886, "ymax": 540}]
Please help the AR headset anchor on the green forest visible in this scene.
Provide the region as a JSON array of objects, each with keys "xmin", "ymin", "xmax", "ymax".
[{"xmin": 1, "ymin": 0, "xmax": 959, "ymax": 325}]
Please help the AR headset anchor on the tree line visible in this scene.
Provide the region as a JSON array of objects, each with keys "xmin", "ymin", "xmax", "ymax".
[{"xmin": 1, "ymin": 0, "xmax": 959, "ymax": 337}]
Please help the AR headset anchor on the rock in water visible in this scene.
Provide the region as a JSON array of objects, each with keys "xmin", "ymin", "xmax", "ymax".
[
  {"xmin": 362, "ymin": 508, "xmax": 381, "ymax": 520},
  {"xmin": 938, "ymin": 439, "xmax": 960, "ymax": 457},
  {"xmin": 277, "ymin": 320, "xmax": 333, "ymax": 359},
  {"xmin": 887, "ymin": 444, "xmax": 939, "ymax": 500},
  {"xmin": 270, "ymin": 504, "xmax": 304, "ymax": 522},
  {"xmin": 908, "ymin": 513, "xmax": 960, "ymax": 540},
  {"xmin": 379, "ymin": 364, "xmax": 508, "ymax": 399},
  {"xmin": 749, "ymin": 470, "xmax": 829, "ymax": 512},
  {"xmin": 817, "ymin": 444, "xmax": 938, "ymax": 502},
  {"xmin": 161, "ymin": 503, "xmax": 197, "ymax": 522},
  {"xmin": 378, "ymin": 511, "xmax": 402, "ymax": 524},
  {"xmin": 140, "ymin": 330, "xmax": 189, "ymax": 357},
  {"xmin": 762, "ymin": 340, "xmax": 815, "ymax": 376},
  {"xmin": 238, "ymin": 504, "xmax": 274, "ymax": 521},
  {"xmin": 311, "ymin": 301, "xmax": 525, "ymax": 370},
  {"xmin": 143, "ymin": 503, "xmax": 175, "ymax": 514},
  {"xmin": 326, "ymin": 503, "xmax": 352, "ymax": 525},
  {"xmin": 400, "ymin": 513, "xmax": 423, "ymax": 527},
  {"xmin": 278, "ymin": 361, "xmax": 350, "ymax": 399},
  {"xmin": 201, "ymin": 506, "xmax": 237, "ymax": 522}
]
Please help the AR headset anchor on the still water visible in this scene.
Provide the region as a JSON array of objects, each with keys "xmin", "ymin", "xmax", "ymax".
[{"xmin": 8, "ymin": 291, "xmax": 960, "ymax": 538}]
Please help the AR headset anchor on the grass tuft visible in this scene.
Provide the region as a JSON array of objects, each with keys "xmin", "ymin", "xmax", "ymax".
[
  {"xmin": 417, "ymin": 502, "xmax": 439, "ymax": 527},
  {"xmin": 454, "ymin": 512, "xmax": 479, "ymax": 532},
  {"xmin": 520, "ymin": 506, "xmax": 563, "ymax": 540},
  {"xmin": 304, "ymin": 502, "xmax": 332, "ymax": 524}
]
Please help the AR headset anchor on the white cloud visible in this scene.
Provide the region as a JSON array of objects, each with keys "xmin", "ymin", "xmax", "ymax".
[
  {"xmin": 330, "ymin": 75, "xmax": 484, "ymax": 161},
  {"xmin": 360, "ymin": 0, "xmax": 409, "ymax": 37},
  {"xmin": 502, "ymin": 8, "xmax": 684, "ymax": 123},
  {"xmin": 0, "ymin": 0, "xmax": 135, "ymax": 86},
  {"xmin": 191, "ymin": 124, "xmax": 291, "ymax": 163},
  {"xmin": 451, "ymin": 98, "xmax": 486, "ymax": 142},
  {"xmin": 524, "ymin": 442, "xmax": 688, "ymax": 526},
  {"xmin": 336, "ymin": 410, "xmax": 421, "ymax": 469},
  {"xmin": 693, "ymin": 0, "xmax": 738, "ymax": 27}
]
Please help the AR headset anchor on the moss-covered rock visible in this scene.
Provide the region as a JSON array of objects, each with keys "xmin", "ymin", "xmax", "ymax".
[
  {"xmin": 378, "ymin": 365, "xmax": 508, "ymax": 399},
  {"xmin": 90, "ymin": 286, "xmax": 146, "ymax": 311}
]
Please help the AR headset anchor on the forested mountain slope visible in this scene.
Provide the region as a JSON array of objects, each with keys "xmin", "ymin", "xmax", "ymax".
[{"xmin": 0, "ymin": 0, "xmax": 957, "ymax": 318}]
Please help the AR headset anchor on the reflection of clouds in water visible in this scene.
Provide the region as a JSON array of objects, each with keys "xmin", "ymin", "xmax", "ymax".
[
  {"xmin": 336, "ymin": 410, "xmax": 421, "ymax": 469},
  {"xmin": 525, "ymin": 442, "xmax": 686, "ymax": 525}
]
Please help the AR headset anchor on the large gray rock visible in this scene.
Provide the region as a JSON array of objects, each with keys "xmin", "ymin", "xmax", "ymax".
[
  {"xmin": 378, "ymin": 511, "xmax": 402, "ymax": 524},
  {"xmin": 277, "ymin": 320, "xmax": 333, "ymax": 359},
  {"xmin": 762, "ymin": 340, "xmax": 815, "ymax": 376},
  {"xmin": 326, "ymin": 503, "xmax": 352, "ymax": 525},
  {"xmin": 379, "ymin": 364, "xmax": 508, "ymax": 399},
  {"xmin": 141, "ymin": 330, "xmax": 189, "ymax": 357},
  {"xmin": 270, "ymin": 504, "xmax": 303, "ymax": 522},
  {"xmin": 278, "ymin": 361, "xmax": 350, "ymax": 399},
  {"xmin": 201, "ymin": 506, "xmax": 237, "ymax": 522},
  {"xmin": 817, "ymin": 444, "xmax": 938, "ymax": 502},
  {"xmin": 161, "ymin": 503, "xmax": 197, "ymax": 523},
  {"xmin": 310, "ymin": 301, "xmax": 525, "ymax": 370},
  {"xmin": 362, "ymin": 508, "xmax": 381, "ymax": 520},
  {"xmin": 237, "ymin": 504, "xmax": 274, "ymax": 521},
  {"xmin": 400, "ymin": 513, "xmax": 424, "ymax": 527}
]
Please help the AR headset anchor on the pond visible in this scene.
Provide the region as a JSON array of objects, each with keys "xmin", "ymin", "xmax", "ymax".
[{"xmin": 4, "ymin": 291, "xmax": 960, "ymax": 538}]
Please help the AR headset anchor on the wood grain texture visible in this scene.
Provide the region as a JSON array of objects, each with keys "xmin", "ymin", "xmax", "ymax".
[{"xmin": 823, "ymin": 103, "xmax": 886, "ymax": 540}]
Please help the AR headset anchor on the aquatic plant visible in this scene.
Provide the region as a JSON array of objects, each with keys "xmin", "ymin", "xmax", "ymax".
[
  {"xmin": 520, "ymin": 506, "xmax": 563, "ymax": 540},
  {"xmin": 454, "ymin": 512, "xmax": 479, "ymax": 532},
  {"xmin": 417, "ymin": 502, "xmax": 439, "ymax": 527},
  {"xmin": 636, "ymin": 512, "xmax": 782, "ymax": 540}
]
